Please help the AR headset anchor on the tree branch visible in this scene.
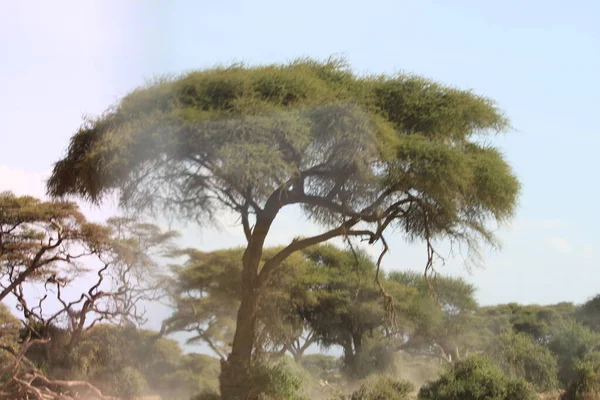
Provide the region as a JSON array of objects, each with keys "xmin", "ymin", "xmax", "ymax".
[{"xmin": 257, "ymin": 217, "xmax": 360, "ymax": 286}]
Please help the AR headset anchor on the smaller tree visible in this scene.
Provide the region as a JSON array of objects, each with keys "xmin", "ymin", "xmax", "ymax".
[
  {"xmin": 0, "ymin": 192, "xmax": 177, "ymax": 399},
  {"xmin": 389, "ymin": 270, "xmax": 482, "ymax": 363},
  {"xmin": 163, "ymin": 247, "xmax": 312, "ymax": 361},
  {"xmin": 298, "ymin": 245, "xmax": 416, "ymax": 378}
]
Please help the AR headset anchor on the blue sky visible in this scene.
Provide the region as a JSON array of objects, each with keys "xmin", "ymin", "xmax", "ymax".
[{"xmin": 1, "ymin": 1, "xmax": 599, "ymax": 352}]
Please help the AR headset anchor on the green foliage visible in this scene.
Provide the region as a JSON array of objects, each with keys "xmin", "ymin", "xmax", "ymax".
[
  {"xmin": 22, "ymin": 324, "xmax": 221, "ymax": 400},
  {"xmin": 0, "ymin": 191, "xmax": 110, "ymax": 302},
  {"xmin": 47, "ymin": 56, "xmax": 521, "ymax": 399},
  {"xmin": 165, "ymin": 247, "xmax": 311, "ymax": 357},
  {"xmin": 389, "ymin": 270, "xmax": 482, "ymax": 361},
  {"xmin": 349, "ymin": 375, "xmax": 414, "ymax": 400},
  {"xmin": 298, "ymin": 245, "xmax": 418, "ymax": 378},
  {"xmin": 479, "ymin": 303, "xmax": 575, "ymax": 343},
  {"xmin": 191, "ymin": 392, "xmax": 222, "ymax": 400},
  {"xmin": 48, "ymin": 57, "xmax": 519, "ymax": 257},
  {"xmin": 548, "ymin": 323, "xmax": 600, "ymax": 386},
  {"xmin": 418, "ymin": 355, "xmax": 537, "ymax": 400},
  {"xmin": 0, "ymin": 303, "xmax": 20, "ymax": 344},
  {"xmin": 576, "ymin": 295, "xmax": 600, "ymax": 332},
  {"xmin": 562, "ymin": 359, "xmax": 600, "ymax": 400},
  {"xmin": 249, "ymin": 361, "xmax": 306, "ymax": 400},
  {"xmin": 487, "ymin": 331, "xmax": 559, "ymax": 392},
  {"xmin": 300, "ymin": 354, "xmax": 341, "ymax": 381},
  {"xmin": 105, "ymin": 366, "xmax": 148, "ymax": 400},
  {"xmin": 154, "ymin": 353, "xmax": 220, "ymax": 400}
]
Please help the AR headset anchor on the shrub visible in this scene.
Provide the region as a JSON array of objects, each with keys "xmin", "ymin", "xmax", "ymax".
[
  {"xmin": 488, "ymin": 331, "xmax": 559, "ymax": 392},
  {"xmin": 191, "ymin": 392, "xmax": 221, "ymax": 400},
  {"xmin": 349, "ymin": 375, "xmax": 414, "ymax": 400},
  {"xmin": 107, "ymin": 366, "xmax": 149, "ymax": 400},
  {"xmin": 248, "ymin": 361, "xmax": 306, "ymax": 400},
  {"xmin": 561, "ymin": 358, "xmax": 600, "ymax": 400},
  {"xmin": 548, "ymin": 323, "xmax": 600, "ymax": 387},
  {"xmin": 418, "ymin": 355, "xmax": 537, "ymax": 400}
]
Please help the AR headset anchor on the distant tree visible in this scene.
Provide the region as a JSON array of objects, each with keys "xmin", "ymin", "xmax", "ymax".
[
  {"xmin": 0, "ymin": 192, "xmax": 177, "ymax": 399},
  {"xmin": 0, "ymin": 192, "xmax": 106, "ymax": 303},
  {"xmin": 388, "ymin": 270, "xmax": 481, "ymax": 363},
  {"xmin": 163, "ymin": 247, "xmax": 312, "ymax": 362},
  {"xmin": 576, "ymin": 294, "xmax": 600, "ymax": 332},
  {"xmin": 299, "ymin": 354, "xmax": 341, "ymax": 381},
  {"xmin": 47, "ymin": 57, "xmax": 520, "ymax": 398},
  {"xmin": 298, "ymin": 245, "xmax": 416, "ymax": 377},
  {"xmin": 478, "ymin": 302, "xmax": 575, "ymax": 344}
]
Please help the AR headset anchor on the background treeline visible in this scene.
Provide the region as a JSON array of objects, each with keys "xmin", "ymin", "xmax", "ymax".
[{"xmin": 2, "ymin": 192, "xmax": 600, "ymax": 400}]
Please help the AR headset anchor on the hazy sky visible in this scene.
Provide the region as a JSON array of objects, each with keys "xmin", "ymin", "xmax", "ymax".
[{"xmin": 1, "ymin": 1, "xmax": 599, "ymax": 349}]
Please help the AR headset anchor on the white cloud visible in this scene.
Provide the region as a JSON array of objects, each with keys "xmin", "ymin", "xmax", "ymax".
[{"xmin": 545, "ymin": 236, "xmax": 573, "ymax": 255}]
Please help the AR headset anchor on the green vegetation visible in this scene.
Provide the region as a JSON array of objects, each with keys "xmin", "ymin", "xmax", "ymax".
[
  {"xmin": 46, "ymin": 57, "xmax": 519, "ymax": 398},
  {"xmin": 4, "ymin": 192, "xmax": 600, "ymax": 398},
  {"xmin": 418, "ymin": 355, "xmax": 537, "ymax": 400},
  {"xmin": 4, "ymin": 57, "xmax": 596, "ymax": 400},
  {"xmin": 348, "ymin": 376, "xmax": 414, "ymax": 400}
]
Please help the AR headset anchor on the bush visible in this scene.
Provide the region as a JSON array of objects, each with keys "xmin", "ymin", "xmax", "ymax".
[
  {"xmin": 418, "ymin": 355, "xmax": 537, "ymax": 400},
  {"xmin": 548, "ymin": 323, "xmax": 600, "ymax": 387},
  {"xmin": 248, "ymin": 361, "xmax": 306, "ymax": 400},
  {"xmin": 191, "ymin": 392, "xmax": 221, "ymax": 400},
  {"xmin": 349, "ymin": 376, "xmax": 414, "ymax": 400},
  {"xmin": 107, "ymin": 366, "xmax": 149, "ymax": 399},
  {"xmin": 488, "ymin": 331, "xmax": 559, "ymax": 392},
  {"xmin": 561, "ymin": 359, "xmax": 600, "ymax": 400}
]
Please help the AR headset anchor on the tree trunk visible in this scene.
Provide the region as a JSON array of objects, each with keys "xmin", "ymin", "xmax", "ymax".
[
  {"xmin": 219, "ymin": 287, "xmax": 260, "ymax": 400},
  {"xmin": 219, "ymin": 214, "xmax": 274, "ymax": 400}
]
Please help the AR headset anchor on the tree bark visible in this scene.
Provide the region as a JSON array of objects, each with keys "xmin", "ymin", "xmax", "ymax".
[
  {"xmin": 219, "ymin": 213, "xmax": 274, "ymax": 400},
  {"xmin": 219, "ymin": 287, "xmax": 260, "ymax": 400}
]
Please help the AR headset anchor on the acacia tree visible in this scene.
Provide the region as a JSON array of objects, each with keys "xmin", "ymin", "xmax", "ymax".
[
  {"xmin": 388, "ymin": 270, "xmax": 483, "ymax": 363},
  {"xmin": 297, "ymin": 245, "xmax": 417, "ymax": 377},
  {"xmin": 0, "ymin": 192, "xmax": 176, "ymax": 399},
  {"xmin": 47, "ymin": 57, "xmax": 520, "ymax": 399}
]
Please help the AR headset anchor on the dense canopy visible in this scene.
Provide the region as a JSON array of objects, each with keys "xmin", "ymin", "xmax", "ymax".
[{"xmin": 48, "ymin": 58, "xmax": 519, "ymax": 249}]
